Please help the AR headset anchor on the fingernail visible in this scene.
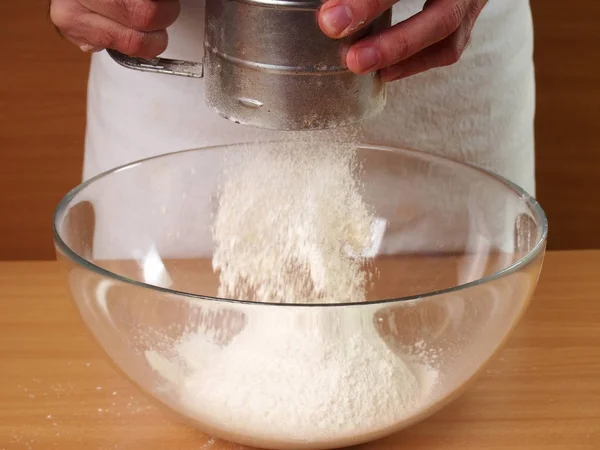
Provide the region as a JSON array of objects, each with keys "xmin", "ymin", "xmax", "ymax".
[
  {"xmin": 321, "ymin": 5, "xmax": 353, "ymax": 37},
  {"xmin": 80, "ymin": 44, "xmax": 103, "ymax": 53},
  {"xmin": 354, "ymin": 47, "xmax": 380, "ymax": 72}
]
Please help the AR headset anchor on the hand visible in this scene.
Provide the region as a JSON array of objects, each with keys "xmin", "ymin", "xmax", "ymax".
[
  {"xmin": 318, "ymin": 0, "xmax": 488, "ymax": 81},
  {"xmin": 49, "ymin": 0, "xmax": 180, "ymax": 57}
]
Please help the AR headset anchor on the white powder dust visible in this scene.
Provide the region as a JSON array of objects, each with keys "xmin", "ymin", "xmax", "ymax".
[
  {"xmin": 146, "ymin": 309, "xmax": 438, "ymax": 443},
  {"xmin": 212, "ymin": 140, "xmax": 374, "ymax": 304},
  {"xmin": 144, "ymin": 138, "xmax": 439, "ymax": 445}
]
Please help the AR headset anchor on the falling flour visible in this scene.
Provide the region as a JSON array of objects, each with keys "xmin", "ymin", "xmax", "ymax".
[
  {"xmin": 145, "ymin": 139, "xmax": 439, "ymax": 444},
  {"xmin": 212, "ymin": 140, "xmax": 374, "ymax": 304}
]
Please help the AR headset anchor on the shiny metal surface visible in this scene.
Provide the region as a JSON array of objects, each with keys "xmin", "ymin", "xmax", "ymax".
[
  {"xmin": 108, "ymin": 51, "xmax": 204, "ymax": 78},
  {"xmin": 107, "ymin": 0, "xmax": 391, "ymax": 130}
]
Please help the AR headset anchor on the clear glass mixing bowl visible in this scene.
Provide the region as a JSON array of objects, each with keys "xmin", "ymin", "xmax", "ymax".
[{"xmin": 53, "ymin": 143, "xmax": 547, "ymax": 449}]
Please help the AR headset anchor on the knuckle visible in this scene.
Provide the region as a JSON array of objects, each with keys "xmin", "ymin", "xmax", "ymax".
[
  {"xmin": 128, "ymin": 0, "xmax": 161, "ymax": 30},
  {"xmin": 385, "ymin": 33, "xmax": 412, "ymax": 63},
  {"xmin": 438, "ymin": 25, "xmax": 471, "ymax": 67},
  {"xmin": 93, "ymin": 28, "xmax": 117, "ymax": 50},
  {"xmin": 152, "ymin": 31, "xmax": 169, "ymax": 54},
  {"xmin": 444, "ymin": 47, "xmax": 461, "ymax": 65},
  {"xmin": 49, "ymin": 2, "xmax": 75, "ymax": 31},
  {"xmin": 440, "ymin": 1, "xmax": 466, "ymax": 36},
  {"xmin": 471, "ymin": 0, "xmax": 488, "ymax": 18},
  {"xmin": 440, "ymin": 41, "xmax": 463, "ymax": 66},
  {"xmin": 120, "ymin": 29, "xmax": 147, "ymax": 55}
]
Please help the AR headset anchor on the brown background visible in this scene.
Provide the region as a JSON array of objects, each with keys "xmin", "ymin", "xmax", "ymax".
[{"xmin": 0, "ymin": 0, "xmax": 599, "ymax": 260}]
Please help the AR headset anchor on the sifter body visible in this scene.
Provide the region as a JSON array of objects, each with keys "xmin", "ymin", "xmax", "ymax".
[{"xmin": 108, "ymin": 0, "xmax": 391, "ymax": 130}]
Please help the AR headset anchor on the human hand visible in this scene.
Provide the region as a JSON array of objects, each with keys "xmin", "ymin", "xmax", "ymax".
[
  {"xmin": 49, "ymin": 0, "xmax": 180, "ymax": 57},
  {"xmin": 318, "ymin": 0, "xmax": 488, "ymax": 81}
]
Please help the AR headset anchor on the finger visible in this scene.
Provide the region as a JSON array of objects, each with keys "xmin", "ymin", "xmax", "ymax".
[
  {"xmin": 78, "ymin": 0, "xmax": 180, "ymax": 32},
  {"xmin": 56, "ymin": 29, "xmax": 104, "ymax": 53},
  {"xmin": 52, "ymin": 4, "xmax": 168, "ymax": 57},
  {"xmin": 344, "ymin": 0, "xmax": 471, "ymax": 73},
  {"xmin": 61, "ymin": 29, "xmax": 105, "ymax": 53},
  {"xmin": 378, "ymin": 0, "xmax": 486, "ymax": 80},
  {"xmin": 318, "ymin": 0, "xmax": 396, "ymax": 39},
  {"xmin": 50, "ymin": 0, "xmax": 95, "ymax": 49},
  {"xmin": 379, "ymin": 25, "xmax": 472, "ymax": 82},
  {"xmin": 465, "ymin": 0, "xmax": 488, "ymax": 27}
]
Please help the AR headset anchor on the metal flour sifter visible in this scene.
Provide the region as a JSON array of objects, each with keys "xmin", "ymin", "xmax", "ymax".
[{"xmin": 108, "ymin": 0, "xmax": 391, "ymax": 130}]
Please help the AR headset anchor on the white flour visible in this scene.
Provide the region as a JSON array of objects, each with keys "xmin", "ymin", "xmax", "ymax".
[
  {"xmin": 146, "ymin": 309, "xmax": 439, "ymax": 443},
  {"xmin": 145, "ymin": 139, "xmax": 439, "ymax": 444},
  {"xmin": 212, "ymin": 140, "xmax": 373, "ymax": 304}
]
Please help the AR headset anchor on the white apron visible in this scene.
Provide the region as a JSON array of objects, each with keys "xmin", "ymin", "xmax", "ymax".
[
  {"xmin": 80, "ymin": 0, "xmax": 537, "ymax": 264},
  {"xmin": 84, "ymin": 0, "xmax": 535, "ymax": 194}
]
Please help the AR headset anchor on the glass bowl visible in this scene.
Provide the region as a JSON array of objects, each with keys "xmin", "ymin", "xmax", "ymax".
[{"xmin": 53, "ymin": 143, "xmax": 547, "ymax": 449}]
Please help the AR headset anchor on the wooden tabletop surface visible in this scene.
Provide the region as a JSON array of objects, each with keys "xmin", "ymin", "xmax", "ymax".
[{"xmin": 1, "ymin": 251, "xmax": 599, "ymax": 449}]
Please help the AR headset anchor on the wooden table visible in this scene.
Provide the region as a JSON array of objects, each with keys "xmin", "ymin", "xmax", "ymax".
[{"xmin": 1, "ymin": 251, "xmax": 599, "ymax": 449}]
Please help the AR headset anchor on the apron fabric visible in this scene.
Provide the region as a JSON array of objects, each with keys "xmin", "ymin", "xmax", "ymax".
[
  {"xmin": 81, "ymin": 0, "xmax": 536, "ymax": 261},
  {"xmin": 84, "ymin": 0, "xmax": 536, "ymax": 194}
]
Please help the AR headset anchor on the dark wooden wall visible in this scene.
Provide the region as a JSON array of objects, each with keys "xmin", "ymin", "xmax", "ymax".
[
  {"xmin": 0, "ymin": 0, "xmax": 598, "ymax": 259},
  {"xmin": 0, "ymin": 1, "xmax": 87, "ymax": 260}
]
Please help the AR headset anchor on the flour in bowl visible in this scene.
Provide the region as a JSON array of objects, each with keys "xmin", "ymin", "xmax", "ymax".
[
  {"xmin": 145, "ymin": 139, "xmax": 439, "ymax": 445},
  {"xmin": 146, "ymin": 309, "xmax": 438, "ymax": 444}
]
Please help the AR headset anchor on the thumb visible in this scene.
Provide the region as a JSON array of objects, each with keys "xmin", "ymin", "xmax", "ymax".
[{"xmin": 318, "ymin": 0, "xmax": 395, "ymax": 39}]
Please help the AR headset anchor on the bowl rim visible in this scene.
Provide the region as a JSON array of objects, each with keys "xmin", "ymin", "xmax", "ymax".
[{"xmin": 53, "ymin": 142, "xmax": 548, "ymax": 308}]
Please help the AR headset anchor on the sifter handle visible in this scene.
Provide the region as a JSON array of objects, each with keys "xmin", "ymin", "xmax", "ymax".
[{"xmin": 106, "ymin": 49, "xmax": 204, "ymax": 79}]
